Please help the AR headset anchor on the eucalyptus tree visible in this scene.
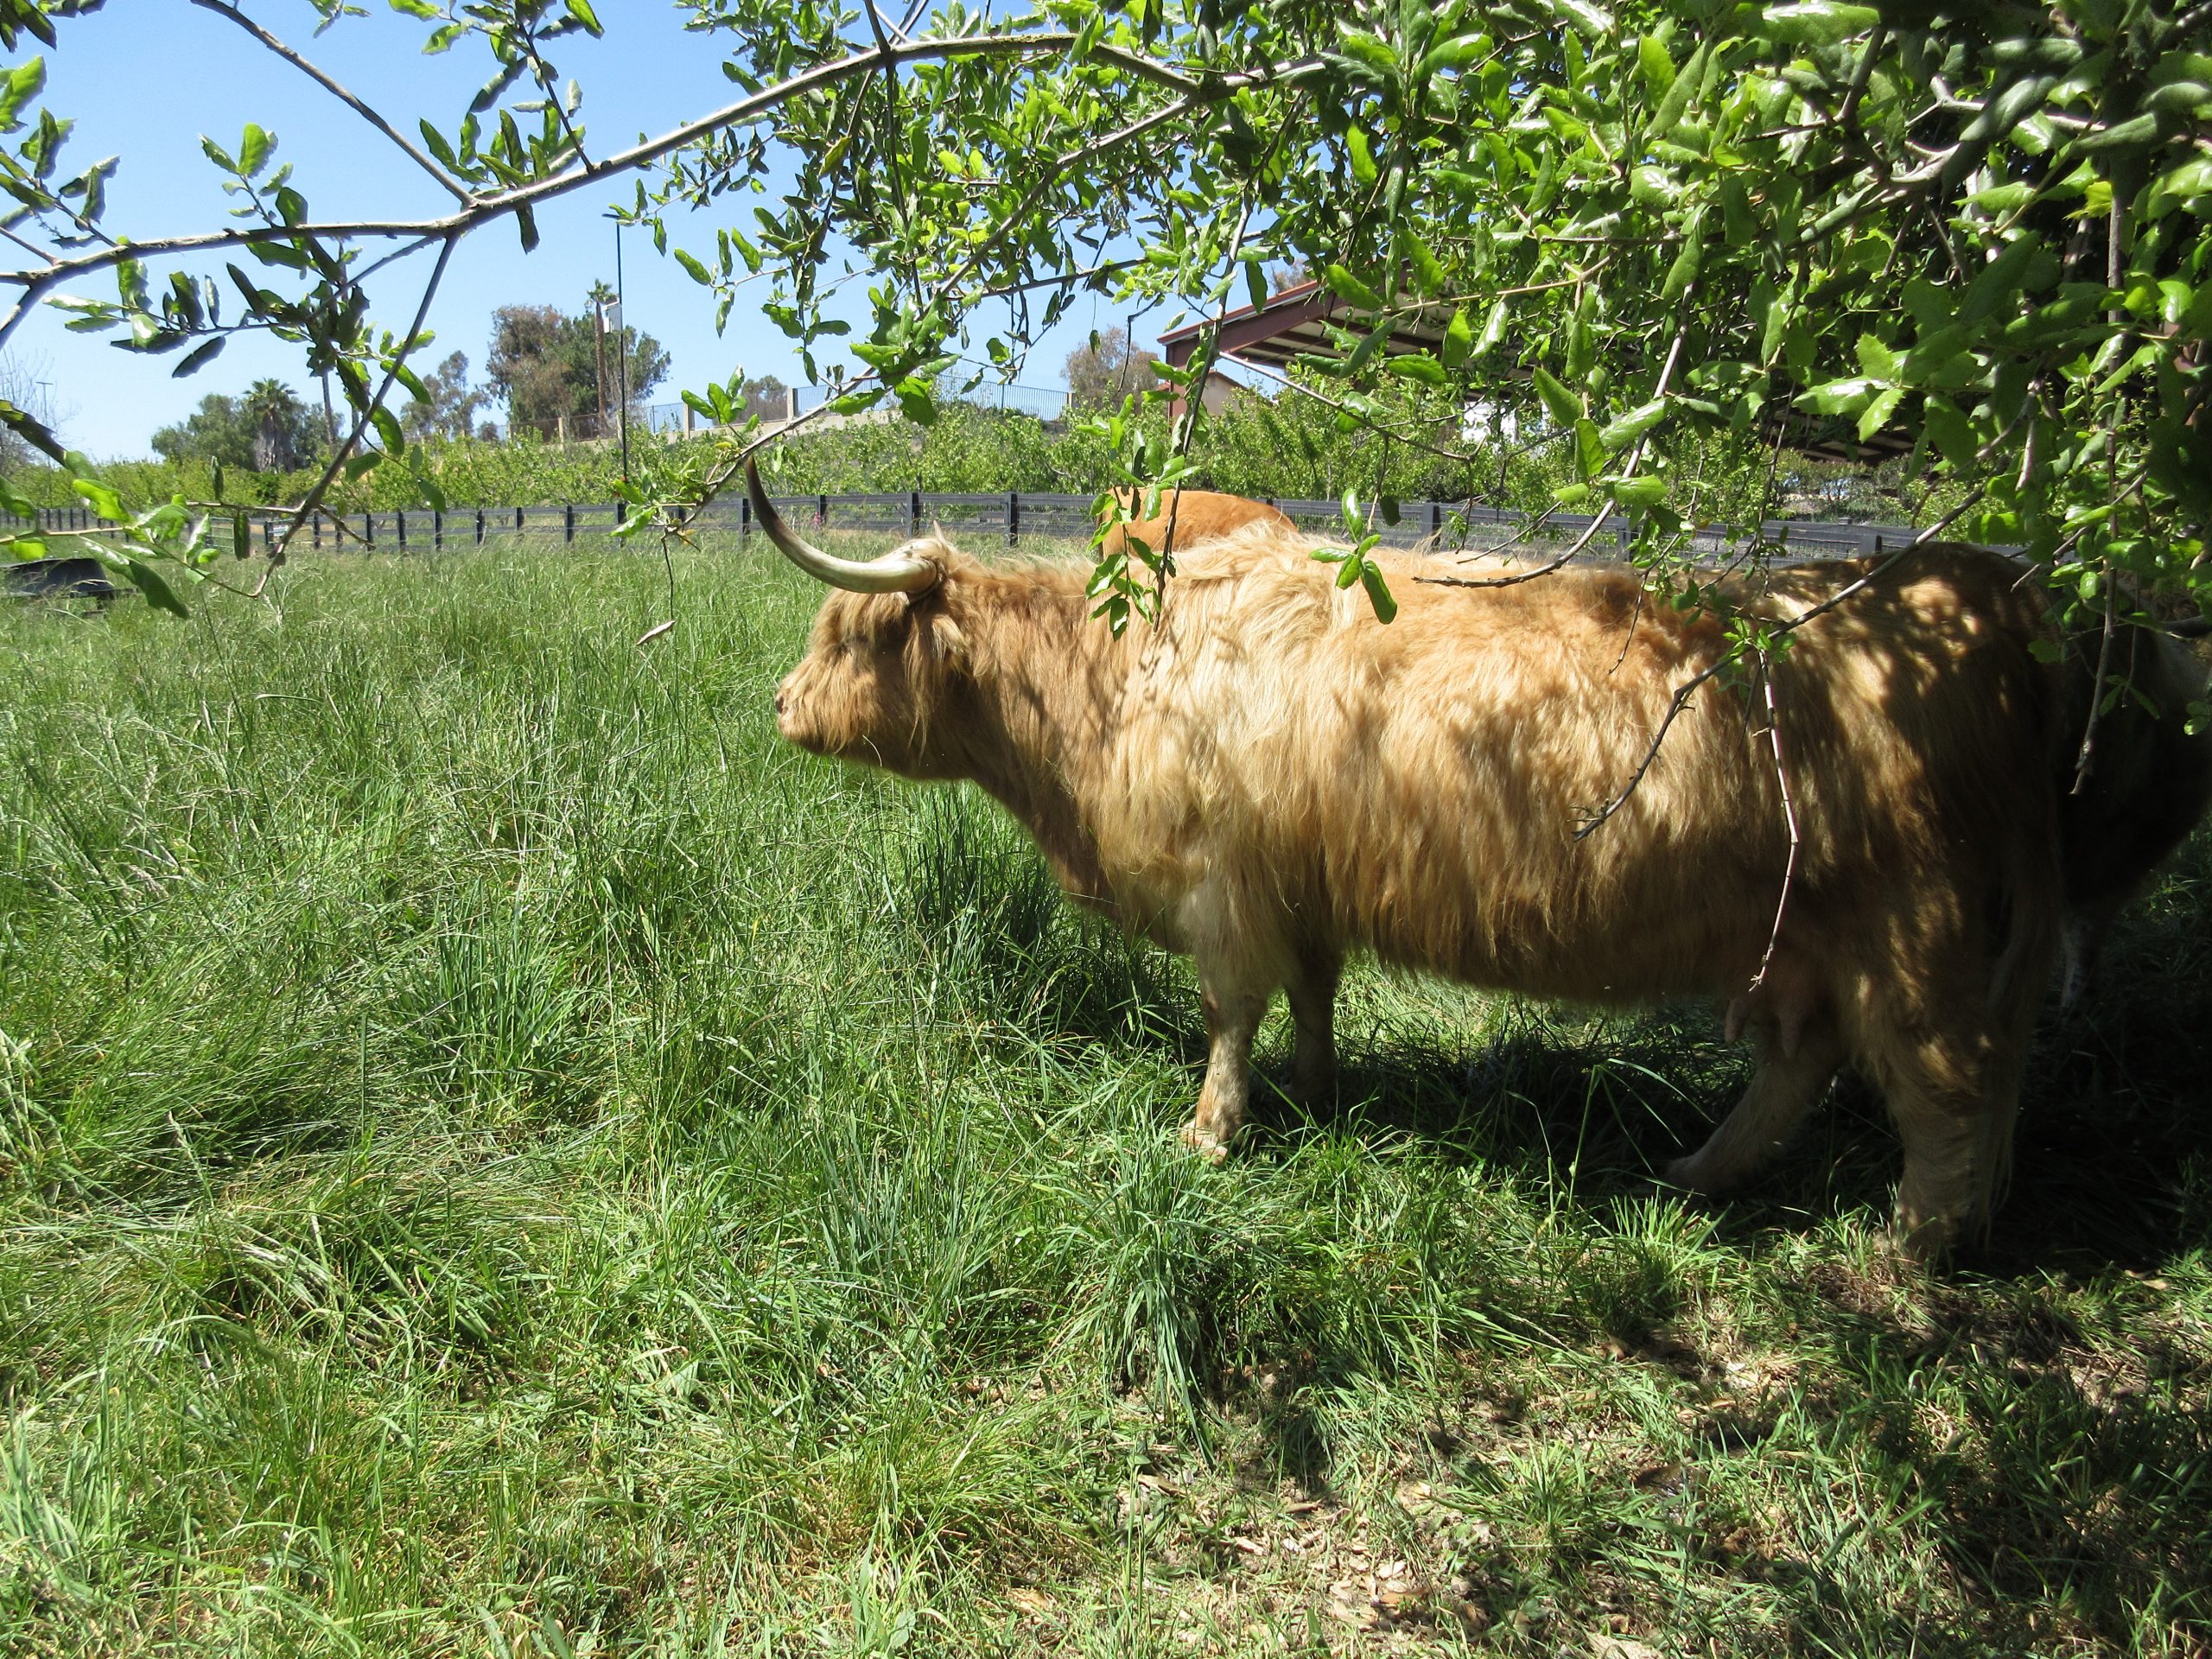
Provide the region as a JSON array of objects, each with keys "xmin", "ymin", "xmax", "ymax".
[{"xmin": 0, "ymin": 0, "xmax": 2202, "ymax": 654}]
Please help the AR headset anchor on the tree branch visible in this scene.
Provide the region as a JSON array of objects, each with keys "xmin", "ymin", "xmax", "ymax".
[{"xmin": 0, "ymin": 29, "xmax": 1300, "ymax": 353}]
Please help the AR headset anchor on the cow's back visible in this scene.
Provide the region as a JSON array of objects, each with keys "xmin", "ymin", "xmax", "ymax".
[{"xmin": 1094, "ymin": 533, "xmax": 2061, "ymax": 1005}]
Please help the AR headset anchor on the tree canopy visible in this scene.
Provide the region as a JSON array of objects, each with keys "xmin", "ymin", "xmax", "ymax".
[
  {"xmin": 484, "ymin": 293, "xmax": 671, "ymax": 440},
  {"xmin": 150, "ymin": 379, "xmax": 325, "ymax": 475},
  {"xmin": 0, "ymin": 0, "xmax": 2202, "ymax": 645}
]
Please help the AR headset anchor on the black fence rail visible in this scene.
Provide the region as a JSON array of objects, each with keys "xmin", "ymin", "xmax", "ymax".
[{"xmin": 10, "ymin": 493, "xmax": 1920, "ymax": 562}]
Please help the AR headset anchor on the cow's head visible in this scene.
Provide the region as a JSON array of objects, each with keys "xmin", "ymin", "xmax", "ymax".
[{"xmin": 751, "ymin": 461, "xmax": 978, "ymax": 779}]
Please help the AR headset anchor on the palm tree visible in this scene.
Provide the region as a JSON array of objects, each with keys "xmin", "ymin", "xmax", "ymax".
[{"xmin": 240, "ymin": 378, "xmax": 304, "ymax": 472}]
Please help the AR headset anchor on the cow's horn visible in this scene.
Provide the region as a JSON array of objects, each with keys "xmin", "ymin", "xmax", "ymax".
[{"xmin": 745, "ymin": 459, "xmax": 938, "ymax": 594}]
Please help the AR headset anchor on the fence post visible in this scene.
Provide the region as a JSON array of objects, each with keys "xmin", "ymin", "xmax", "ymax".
[
  {"xmin": 397, "ymin": 509, "xmax": 408, "ymax": 553},
  {"xmin": 1428, "ymin": 501, "xmax": 1441, "ymax": 540},
  {"xmin": 475, "ymin": 509, "xmax": 485, "ymax": 546},
  {"xmin": 1007, "ymin": 491, "xmax": 1019, "ymax": 548},
  {"xmin": 817, "ymin": 493, "xmax": 828, "ymax": 531},
  {"xmin": 909, "ymin": 490, "xmax": 919, "ymax": 539},
  {"xmin": 515, "ymin": 506, "xmax": 524, "ymax": 536},
  {"xmin": 613, "ymin": 498, "xmax": 626, "ymax": 529},
  {"xmin": 433, "ymin": 509, "xmax": 443, "ymax": 552},
  {"xmin": 563, "ymin": 503, "xmax": 575, "ymax": 543},
  {"xmin": 363, "ymin": 513, "xmax": 373, "ymax": 550},
  {"xmin": 1872, "ymin": 532, "xmax": 1885, "ymax": 556},
  {"xmin": 313, "ymin": 514, "xmax": 321, "ymax": 552}
]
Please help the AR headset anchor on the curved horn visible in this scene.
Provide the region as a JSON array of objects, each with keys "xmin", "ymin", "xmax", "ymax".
[{"xmin": 746, "ymin": 459, "xmax": 938, "ymax": 594}]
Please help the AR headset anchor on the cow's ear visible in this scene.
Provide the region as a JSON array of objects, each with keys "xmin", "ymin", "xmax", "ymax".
[{"xmin": 929, "ymin": 611, "xmax": 969, "ymax": 664}]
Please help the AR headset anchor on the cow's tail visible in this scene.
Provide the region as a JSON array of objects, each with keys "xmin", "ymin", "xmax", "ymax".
[{"xmin": 1975, "ymin": 833, "xmax": 2063, "ymax": 1230}]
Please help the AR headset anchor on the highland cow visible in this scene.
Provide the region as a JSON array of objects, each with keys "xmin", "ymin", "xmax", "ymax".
[{"xmin": 752, "ymin": 461, "xmax": 2210, "ymax": 1255}]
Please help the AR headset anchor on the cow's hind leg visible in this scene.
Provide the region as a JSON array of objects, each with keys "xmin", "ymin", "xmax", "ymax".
[
  {"xmin": 1285, "ymin": 945, "xmax": 1341, "ymax": 1104},
  {"xmin": 1665, "ymin": 1013, "xmax": 1845, "ymax": 1195},
  {"xmin": 1853, "ymin": 923, "xmax": 2051, "ymax": 1259}
]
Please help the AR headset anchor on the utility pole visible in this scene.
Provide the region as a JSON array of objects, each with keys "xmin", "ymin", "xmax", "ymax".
[{"xmin": 609, "ymin": 214, "xmax": 631, "ymax": 486}]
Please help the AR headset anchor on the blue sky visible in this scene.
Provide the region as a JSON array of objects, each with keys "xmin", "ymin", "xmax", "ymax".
[{"xmin": 8, "ymin": 3, "xmax": 1133, "ymax": 458}]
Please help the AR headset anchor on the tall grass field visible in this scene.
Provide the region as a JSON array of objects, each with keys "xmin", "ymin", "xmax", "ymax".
[{"xmin": 3, "ymin": 537, "xmax": 2209, "ymax": 1656}]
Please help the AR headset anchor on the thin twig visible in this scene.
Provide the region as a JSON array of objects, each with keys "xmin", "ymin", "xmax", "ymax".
[
  {"xmin": 188, "ymin": 0, "xmax": 474, "ymax": 206},
  {"xmin": 2071, "ymin": 576, "xmax": 2117, "ymax": 796},
  {"xmin": 269, "ymin": 235, "xmax": 458, "ymax": 575},
  {"xmin": 1574, "ymin": 485, "xmax": 1990, "ymax": 841},
  {"xmin": 1415, "ymin": 508, "xmax": 1613, "ymax": 589},
  {"xmin": 1748, "ymin": 653, "xmax": 1800, "ymax": 993}
]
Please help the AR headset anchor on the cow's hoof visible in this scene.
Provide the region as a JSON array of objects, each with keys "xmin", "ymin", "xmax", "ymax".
[
  {"xmin": 1659, "ymin": 1153, "xmax": 1723, "ymax": 1195},
  {"xmin": 1888, "ymin": 1207, "xmax": 1961, "ymax": 1266},
  {"xmin": 1179, "ymin": 1121, "xmax": 1232, "ymax": 1163}
]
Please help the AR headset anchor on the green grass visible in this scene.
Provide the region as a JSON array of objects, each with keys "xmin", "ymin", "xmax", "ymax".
[{"xmin": 2, "ymin": 536, "xmax": 2209, "ymax": 1656}]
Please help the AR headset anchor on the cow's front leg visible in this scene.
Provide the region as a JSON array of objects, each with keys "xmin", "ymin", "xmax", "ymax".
[{"xmin": 1181, "ymin": 969, "xmax": 1273, "ymax": 1161}]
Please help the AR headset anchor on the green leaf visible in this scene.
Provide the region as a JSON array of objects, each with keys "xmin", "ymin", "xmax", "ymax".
[
  {"xmin": 1403, "ymin": 231, "xmax": 1446, "ymax": 296},
  {"xmin": 1441, "ymin": 307, "xmax": 1473, "ymax": 369},
  {"xmin": 0, "ymin": 56, "xmax": 45, "ymax": 129},
  {"xmin": 1959, "ymin": 232, "xmax": 2044, "ymax": 324},
  {"xmin": 1531, "ymin": 365, "xmax": 1584, "ymax": 428},
  {"xmin": 1660, "ymin": 207, "xmax": 1706, "ymax": 300},
  {"xmin": 1854, "ymin": 334, "xmax": 1900, "ymax": 379},
  {"xmin": 1574, "ymin": 417, "xmax": 1605, "ymax": 481},
  {"xmin": 1760, "ymin": 2, "xmax": 1881, "ymax": 46},
  {"xmin": 171, "ymin": 336, "xmax": 225, "ymax": 378},
  {"xmin": 674, "ymin": 248, "xmax": 714, "ymax": 285},
  {"xmin": 238, "ymin": 124, "xmax": 272, "ymax": 178},
  {"xmin": 1384, "ymin": 353, "xmax": 1447, "ymax": 385},
  {"xmin": 1414, "ymin": 33, "xmax": 1491, "ymax": 82},
  {"xmin": 71, "ymin": 478, "xmax": 124, "ymax": 522},
  {"xmin": 1637, "ymin": 34, "xmax": 1675, "ymax": 99},
  {"xmin": 1548, "ymin": 0, "xmax": 1614, "ymax": 38},
  {"xmin": 896, "ymin": 381, "xmax": 939, "ymax": 425},
  {"xmin": 1476, "ymin": 298, "xmax": 1509, "ymax": 359},
  {"xmin": 1797, "ymin": 375, "xmax": 1878, "ymax": 416},
  {"xmin": 1611, "ymin": 474, "xmax": 1668, "ymax": 510},
  {"xmin": 1323, "ymin": 264, "xmax": 1382, "ymax": 310},
  {"xmin": 563, "ymin": 0, "xmax": 603, "ymax": 34},
  {"xmin": 516, "ymin": 204, "xmax": 538, "ymax": 253},
  {"xmin": 1344, "ymin": 125, "xmax": 1378, "ymax": 188},
  {"xmin": 1359, "ymin": 560, "xmax": 1398, "ymax": 623},
  {"xmin": 1857, "ymin": 385, "xmax": 1905, "ymax": 442},
  {"xmin": 371, "ymin": 404, "xmax": 405, "ymax": 454},
  {"xmin": 124, "ymin": 557, "xmax": 188, "ymax": 617},
  {"xmin": 1599, "ymin": 398, "xmax": 1668, "ymax": 451}
]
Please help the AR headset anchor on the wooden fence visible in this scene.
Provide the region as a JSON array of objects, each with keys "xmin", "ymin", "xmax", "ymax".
[{"xmin": 14, "ymin": 493, "xmax": 1919, "ymax": 563}]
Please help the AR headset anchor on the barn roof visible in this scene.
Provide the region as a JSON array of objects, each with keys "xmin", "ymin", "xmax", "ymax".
[{"xmin": 1156, "ymin": 278, "xmax": 1910, "ymax": 465}]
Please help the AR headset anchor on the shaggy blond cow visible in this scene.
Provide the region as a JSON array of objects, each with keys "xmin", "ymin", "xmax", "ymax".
[
  {"xmin": 1098, "ymin": 486, "xmax": 1293, "ymax": 562},
  {"xmin": 753, "ymin": 462, "xmax": 2210, "ymax": 1255}
]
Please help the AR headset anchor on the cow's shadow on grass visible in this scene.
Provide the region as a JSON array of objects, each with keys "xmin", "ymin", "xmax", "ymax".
[
  {"xmin": 897, "ymin": 793, "xmax": 2212, "ymax": 1270},
  {"xmin": 1242, "ymin": 871, "xmax": 2212, "ymax": 1276}
]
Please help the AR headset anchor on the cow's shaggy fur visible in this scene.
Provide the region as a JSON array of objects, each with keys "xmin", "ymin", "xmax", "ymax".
[
  {"xmin": 1100, "ymin": 487, "xmax": 1294, "ymax": 563},
  {"xmin": 772, "ymin": 526, "xmax": 2212, "ymax": 1255}
]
